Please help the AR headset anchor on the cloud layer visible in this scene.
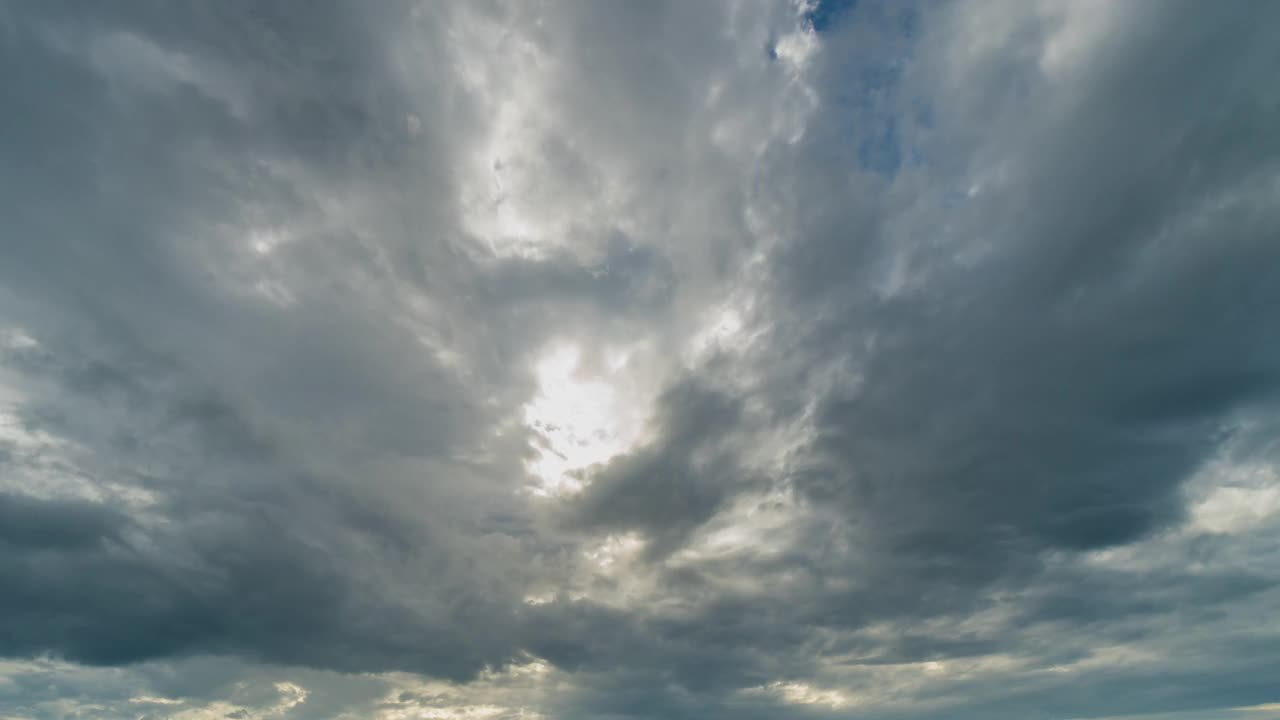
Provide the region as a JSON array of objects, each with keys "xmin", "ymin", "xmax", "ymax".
[{"xmin": 2, "ymin": 1, "xmax": 1279, "ymax": 718}]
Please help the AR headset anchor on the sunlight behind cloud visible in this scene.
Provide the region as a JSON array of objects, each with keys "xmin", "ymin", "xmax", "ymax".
[{"xmin": 522, "ymin": 345, "xmax": 644, "ymax": 496}]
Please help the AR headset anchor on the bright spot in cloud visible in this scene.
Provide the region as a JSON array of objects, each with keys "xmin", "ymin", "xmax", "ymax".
[
  {"xmin": 746, "ymin": 681, "xmax": 853, "ymax": 709},
  {"xmin": 129, "ymin": 696, "xmax": 183, "ymax": 705},
  {"xmin": 1192, "ymin": 472, "xmax": 1280, "ymax": 535},
  {"xmin": 686, "ymin": 306, "xmax": 747, "ymax": 362},
  {"xmin": 0, "ymin": 326, "xmax": 37, "ymax": 350},
  {"xmin": 585, "ymin": 532, "xmax": 644, "ymax": 570},
  {"xmin": 125, "ymin": 681, "xmax": 308, "ymax": 720},
  {"xmin": 451, "ymin": 14, "xmax": 566, "ymax": 260},
  {"xmin": 248, "ymin": 228, "xmax": 289, "ymax": 256},
  {"xmin": 522, "ymin": 345, "xmax": 643, "ymax": 496}
]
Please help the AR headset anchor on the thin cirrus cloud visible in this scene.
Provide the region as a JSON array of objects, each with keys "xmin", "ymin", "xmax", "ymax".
[{"xmin": 1, "ymin": 1, "xmax": 1279, "ymax": 719}]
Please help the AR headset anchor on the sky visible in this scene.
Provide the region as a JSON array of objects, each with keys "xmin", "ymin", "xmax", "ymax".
[{"xmin": 1, "ymin": 0, "xmax": 1280, "ymax": 718}]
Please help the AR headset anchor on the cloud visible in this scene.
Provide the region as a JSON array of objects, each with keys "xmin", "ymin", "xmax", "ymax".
[
  {"xmin": 560, "ymin": 377, "xmax": 750, "ymax": 558},
  {"xmin": 2, "ymin": 0, "xmax": 1280, "ymax": 719}
]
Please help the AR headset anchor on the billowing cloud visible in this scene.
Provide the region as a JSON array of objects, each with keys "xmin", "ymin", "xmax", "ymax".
[{"xmin": 2, "ymin": 1, "xmax": 1279, "ymax": 719}]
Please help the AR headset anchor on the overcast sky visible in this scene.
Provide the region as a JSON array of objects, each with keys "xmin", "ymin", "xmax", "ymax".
[{"xmin": 2, "ymin": 1, "xmax": 1280, "ymax": 718}]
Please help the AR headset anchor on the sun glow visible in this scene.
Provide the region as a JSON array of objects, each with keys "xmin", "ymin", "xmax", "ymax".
[{"xmin": 522, "ymin": 345, "xmax": 642, "ymax": 496}]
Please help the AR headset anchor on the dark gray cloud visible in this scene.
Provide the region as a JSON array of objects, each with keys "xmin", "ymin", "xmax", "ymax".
[
  {"xmin": 769, "ymin": 0, "xmax": 1280, "ymax": 597},
  {"xmin": 0, "ymin": 491, "xmax": 127, "ymax": 550},
  {"xmin": 561, "ymin": 378, "xmax": 749, "ymax": 558},
  {"xmin": 2, "ymin": 1, "xmax": 1280, "ymax": 719}
]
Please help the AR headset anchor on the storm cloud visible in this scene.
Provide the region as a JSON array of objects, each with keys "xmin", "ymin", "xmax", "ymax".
[{"xmin": 2, "ymin": 1, "xmax": 1280, "ymax": 719}]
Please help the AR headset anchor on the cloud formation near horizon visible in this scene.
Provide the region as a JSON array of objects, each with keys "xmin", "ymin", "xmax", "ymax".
[{"xmin": 2, "ymin": 1, "xmax": 1280, "ymax": 718}]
